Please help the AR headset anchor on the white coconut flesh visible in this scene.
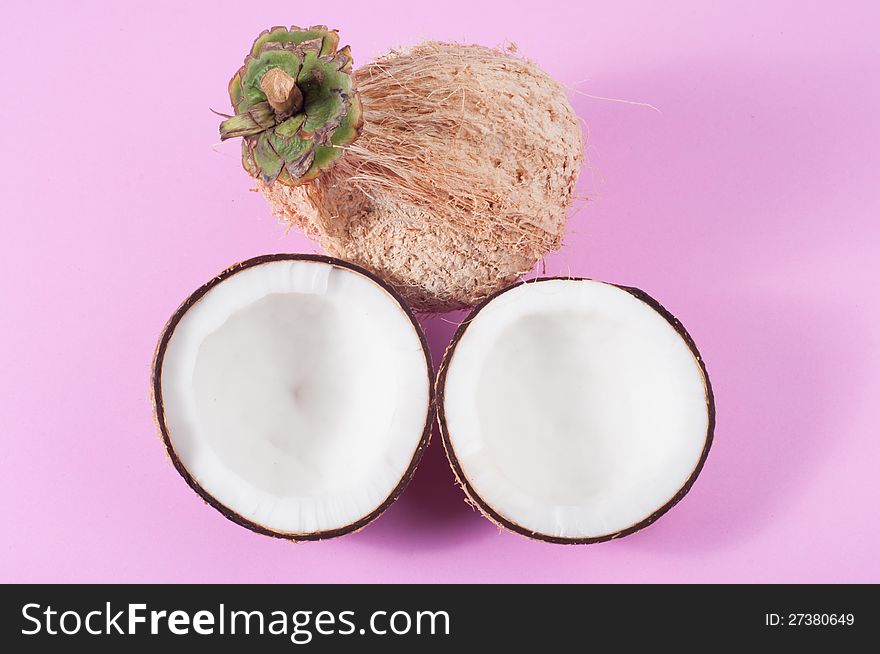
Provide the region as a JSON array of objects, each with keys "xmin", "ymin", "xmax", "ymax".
[
  {"xmin": 155, "ymin": 257, "xmax": 432, "ymax": 538},
  {"xmin": 440, "ymin": 279, "xmax": 712, "ymax": 542}
]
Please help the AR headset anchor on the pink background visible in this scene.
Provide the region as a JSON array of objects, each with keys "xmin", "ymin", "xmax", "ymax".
[{"xmin": 2, "ymin": 1, "xmax": 878, "ymax": 583}]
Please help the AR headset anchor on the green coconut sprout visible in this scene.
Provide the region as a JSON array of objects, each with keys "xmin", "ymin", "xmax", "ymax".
[{"xmin": 219, "ymin": 26, "xmax": 363, "ymax": 186}]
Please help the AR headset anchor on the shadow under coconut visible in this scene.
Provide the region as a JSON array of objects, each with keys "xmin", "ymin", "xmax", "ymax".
[
  {"xmin": 354, "ymin": 311, "xmax": 494, "ymax": 550},
  {"xmin": 553, "ymin": 51, "xmax": 877, "ymax": 552},
  {"xmin": 616, "ymin": 285, "xmax": 870, "ymax": 554}
]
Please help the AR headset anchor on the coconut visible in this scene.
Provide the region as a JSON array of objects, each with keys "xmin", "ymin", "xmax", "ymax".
[
  {"xmin": 221, "ymin": 30, "xmax": 584, "ymax": 312},
  {"xmin": 152, "ymin": 254, "xmax": 433, "ymax": 539},
  {"xmin": 436, "ymin": 278, "xmax": 714, "ymax": 543}
]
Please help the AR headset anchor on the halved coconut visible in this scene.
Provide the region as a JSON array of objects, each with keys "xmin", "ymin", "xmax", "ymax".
[
  {"xmin": 152, "ymin": 254, "xmax": 433, "ymax": 540},
  {"xmin": 437, "ymin": 278, "xmax": 714, "ymax": 544}
]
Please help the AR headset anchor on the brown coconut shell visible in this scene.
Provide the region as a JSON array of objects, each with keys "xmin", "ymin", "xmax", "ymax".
[
  {"xmin": 260, "ymin": 42, "xmax": 584, "ymax": 312},
  {"xmin": 435, "ymin": 277, "xmax": 715, "ymax": 544},
  {"xmin": 152, "ymin": 254, "xmax": 435, "ymax": 540}
]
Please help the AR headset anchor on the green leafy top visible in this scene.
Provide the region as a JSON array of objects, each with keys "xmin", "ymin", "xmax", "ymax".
[{"xmin": 219, "ymin": 26, "xmax": 362, "ymax": 186}]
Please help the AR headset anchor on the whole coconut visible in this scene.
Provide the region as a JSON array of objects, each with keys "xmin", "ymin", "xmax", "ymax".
[{"xmin": 222, "ymin": 31, "xmax": 583, "ymax": 311}]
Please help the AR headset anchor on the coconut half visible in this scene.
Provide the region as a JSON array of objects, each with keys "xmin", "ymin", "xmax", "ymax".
[
  {"xmin": 152, "ymin": 254, "xmax": 433, "ymax": 540},
  {"xmin": 437, "ymin": 278, "xmax": 714, "ymax": 544}
]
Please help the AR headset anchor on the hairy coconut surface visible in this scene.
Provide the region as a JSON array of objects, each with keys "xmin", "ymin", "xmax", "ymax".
[{"xmin": 260, "ymin": 42, "xmax": 583, "ymax": 311}]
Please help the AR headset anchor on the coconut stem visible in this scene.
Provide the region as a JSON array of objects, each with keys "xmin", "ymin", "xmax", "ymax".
[{"xmin": 260, "ymin": 68, "xmax": 303, "ymax": 118}]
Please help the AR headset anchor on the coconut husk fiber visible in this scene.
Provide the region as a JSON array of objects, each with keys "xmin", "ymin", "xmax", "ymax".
[{"xmin": 259, "ymin": 41, "xmax": 584, "ymax": 312}]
